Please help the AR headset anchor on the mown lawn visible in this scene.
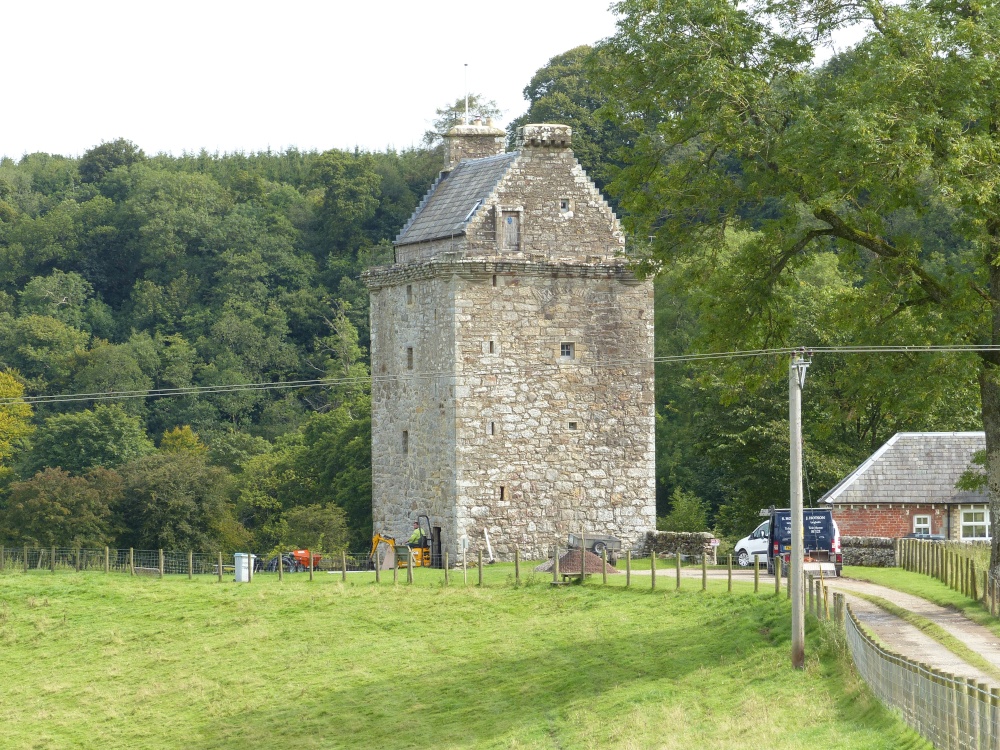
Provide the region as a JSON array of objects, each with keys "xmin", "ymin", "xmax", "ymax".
[{"xmin": 0, "ymin": 566, "xmax": 928, "ymax": 749}]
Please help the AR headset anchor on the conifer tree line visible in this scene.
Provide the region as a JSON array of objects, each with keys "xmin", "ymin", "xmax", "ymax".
[{"xmin": 1, "ymin": 12, "xmax": 992, "ymax": 554}]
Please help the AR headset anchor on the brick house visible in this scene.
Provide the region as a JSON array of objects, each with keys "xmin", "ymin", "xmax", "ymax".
[
  {"xmin": 362, "ymin": 121, "xmax": 656, "ymax": 563},
  {"xmin": 820, "ymin": 432, "xmax": 988, "ymax": 541}
]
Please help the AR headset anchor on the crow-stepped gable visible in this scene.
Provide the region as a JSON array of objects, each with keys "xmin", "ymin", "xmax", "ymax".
[{"xmin": 363, "ymin": 122, "xmax": 655, "ymax": 562}]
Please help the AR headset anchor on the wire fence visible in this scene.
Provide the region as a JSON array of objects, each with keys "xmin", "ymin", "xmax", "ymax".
[{"xmin": 843, "ymin": 594, "xmax": 1000, "ymax": 749}]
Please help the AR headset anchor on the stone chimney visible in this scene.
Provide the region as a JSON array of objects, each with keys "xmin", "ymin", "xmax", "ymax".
[
  {"xmin": 517, "ymin": 123, "xmax": 572, "ymax": 148},
  {"xmin": 443, "ymin": 117, "xmax": 506, "ymax": 170}
]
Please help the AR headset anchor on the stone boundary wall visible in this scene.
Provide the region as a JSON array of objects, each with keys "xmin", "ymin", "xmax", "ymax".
[
  {"xmin": 644, "ymin": 531, "xmax": 714, "ymax": 558},
  {"xmin": 842, "ymin": 536, "xmax": 897, "ymax": 567}
]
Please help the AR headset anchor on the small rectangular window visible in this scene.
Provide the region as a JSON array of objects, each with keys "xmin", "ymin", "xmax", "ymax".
[
  {"xmin": 406, "ymin": 347, "xmax": 413, "ymax": 370},
  {"xmin": 402, "ymin": 430, "xmax": 409, "ymax": 454},
  {"xmin": 488, "ymin": 340, "xmax": 495, "ymax": 354},
  {"xmin": 406, "ymin": 285, "xmax": 413, "ymax": 305},
  {"xmin": 559, "ymin": 198, "xmax": 571, "ymax": 213},
  {"xmin": 560, "ymin": 342, "xmax": 575, "ymax": 359},
  {"xmin": 913, "ymin": 515, "xmax": 931, "ymax": 535},
  {"xmin": 568, "ymin": 421, "xmax": 578, "ymax": 431},
  {"xmin": 492, "ymin": 274, "xmax": 497, "ymax": 287},
  {"xmin": 499, "ymin": 486, "xmax": 505, "ymax": 502},
  {"xmin": 489, "ymin": 421, "xmax": 496, "ymax": 435}
]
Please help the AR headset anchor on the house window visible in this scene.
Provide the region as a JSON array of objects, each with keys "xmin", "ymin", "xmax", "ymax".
[
  {"xmin": 913, "ymin": 515, "xmax": 931, "ymax": 535},
  {"xmin": 961, "ymin": 508, "xmax": 989, "ymax": 540},
  {"xmin": 406, "ymin": 347, "xmax": 413, "ymax": 370},
  {"xmin": 402, "ymin": 430, "xmax": 409, "ymax": 454},
  {"xmin": 406, "ymin": 284, "xmax": 413, "ymax": 305},
  {"xmin": 559, "ymin": 198, "xmax": 572, "ymax": 213},
  {"xmin": 560, "ymin": 342, "xmax": 575, "ymax": 359}
]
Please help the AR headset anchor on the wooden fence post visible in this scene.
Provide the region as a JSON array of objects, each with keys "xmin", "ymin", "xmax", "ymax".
[
  {"xmin": 74, "ymin": 547, "xmax": 80, "ymax": 572},
  {"xmin": 754, "ymin": 556, "xmax": 759, "ymax": 593},
  {"xmin": 50, "ymin": 546, "xmax": 55, "ymax": 573},
  {"xmin": 444, "ymin": 552, "xmax": 449, "ymax": 586},
  {"xmin": 342, "ymin": 550, "xmax": 347, "ymax": 582},
  {"xmin": 0, "ymin": 545, "xmax": 4, "ymax": 572},
  {"xmin": 129, "ymin": 548, "xmax": 134, "ymax": 576},
  {"xmin": 649, "ymin": 548, "xmax": 655, "ymax": 591},
  {"xmin": 727, "ymin": 554, "xmax": 732, "ymax": 593},
  {"xmin": 278, "ymin": 551, "xmax": 284, "ymax": 582},
  {"xmin": 702, "ymin": 553, "xmax": 707, "ymax": 591},
  {"xmin": 478, "ymin": 549, "xmax": 483, "ymax": 587},
  {"xmin": 515, "ymin": 547, "xmax": 520, "ymax": 585},
  {"xmin": 188, "ymin": 550, "xmax": 193, "ymax": 580},
  {"xmin": 808, "ymin": 574, "xmax": 814, "ymax": 616},
  {"xmin": 104, "ymin": 546, "xmax": 109, "ymax": 574},
  {"xmin": 309, "ymin": 551, "xmax": 314, "ymax": 582},
  {"xmin": 626, "ymin": 550, "xmax": 631, "ymax": 588},
  {"xmin": 553, "ymin": 546, "xmax": 559, "ymax": 585},
  {"xmin": 217, "ymin": 552, "xmax": 223, "ymax": 582},
  {"xmin": 248, "ymin": 552, "xmax": 253, "ymax": 583},
  {"xmin": 158, "ymin": 549, "xmax": 164, "ymax": 579},
  {"xmin": 23, "ymin": 544, "xmax": 28, "ymax": 573},
  {"xmin": 373, "ymin": 551, "xmax": 379, "ymax": 584},
  {"xmin": 775, "ymin": 558, "xmax": 782, "ymax": 595},
  {"xmin": 579, "ymin": 535, "xmax": 586, "ymax": 586},
  {"xmin": 602, "ymin": 548, "xmax": 608, "ymax": 585}
]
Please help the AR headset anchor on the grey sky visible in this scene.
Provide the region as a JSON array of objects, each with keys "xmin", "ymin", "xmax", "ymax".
[{"xmin": 1, "ymin": 0, "xmax": 619, "ymax": 159}]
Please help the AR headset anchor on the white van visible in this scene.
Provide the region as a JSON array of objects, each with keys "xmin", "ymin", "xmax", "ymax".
[{"xmin": 734, "ymin": 520, "xmax": 769, "ymax": 567}]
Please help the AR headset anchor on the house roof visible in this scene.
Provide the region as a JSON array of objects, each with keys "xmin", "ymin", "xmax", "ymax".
[
  {"xmin": 394, "ymin": 151, "xmax": 519, "ymax": 247},
  {"xmin": 820, "ymin": 432, "xmax": 986, "ymax": 506}
]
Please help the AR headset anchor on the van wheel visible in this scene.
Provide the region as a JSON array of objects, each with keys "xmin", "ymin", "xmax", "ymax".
[{"xmin": 736, "ymin": 550, "xmax": 751, "ymax": 567}]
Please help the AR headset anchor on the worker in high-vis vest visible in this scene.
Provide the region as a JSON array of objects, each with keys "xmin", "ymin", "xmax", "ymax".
[{"xmin": 407, "ymin": 522, "xmax": 422, "ymax": 547}]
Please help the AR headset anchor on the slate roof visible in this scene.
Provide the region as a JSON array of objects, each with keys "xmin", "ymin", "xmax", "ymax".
[
  {"xmin": 820, "ymin": 432, "xmax": 987, "ymax": 506},
  {"xmin": 395, "ymin": 152, "xmax": 519, "ymax": 246}
]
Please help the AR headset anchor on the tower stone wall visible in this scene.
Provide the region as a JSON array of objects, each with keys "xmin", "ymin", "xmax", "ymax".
[{"xmin": 365, "ymin": 123, "xmax": 655, "ymax": 561}]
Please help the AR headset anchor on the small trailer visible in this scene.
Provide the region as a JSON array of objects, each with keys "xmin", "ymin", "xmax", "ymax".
[{"xmin": 567, "ymin": 533, "xmax": 622, "ymax": 565}]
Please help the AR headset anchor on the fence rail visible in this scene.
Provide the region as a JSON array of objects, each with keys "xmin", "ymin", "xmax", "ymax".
[{"xmin": 844, "ymin": 596, "xmax": 1000, "ymax": 748}]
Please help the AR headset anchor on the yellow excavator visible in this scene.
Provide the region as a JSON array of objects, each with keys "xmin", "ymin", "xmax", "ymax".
[{"xmin": 370, "ymin": 514, "xmax": 432, "ymax": 569}]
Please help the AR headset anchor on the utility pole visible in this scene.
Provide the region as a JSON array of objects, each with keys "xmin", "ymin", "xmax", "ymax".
[{"xmin": 790, "ymin": 349, "xmax": 811, "ymax": 669}]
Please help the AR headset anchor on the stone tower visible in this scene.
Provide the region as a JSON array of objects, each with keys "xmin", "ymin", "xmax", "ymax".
[{"xmin": 363, "ymin": 122, "xmax": 655, "ymax": 562}]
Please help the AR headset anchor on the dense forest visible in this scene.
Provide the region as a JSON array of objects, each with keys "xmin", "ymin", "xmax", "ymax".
[{"xmin": 0, "ymin": 35, "xmax": 985, "ymax": 554}]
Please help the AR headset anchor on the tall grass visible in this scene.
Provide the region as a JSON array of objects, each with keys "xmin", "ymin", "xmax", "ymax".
[{"xmin": 0, "ymin": 569, "xmax": 926, "ymax": 749}]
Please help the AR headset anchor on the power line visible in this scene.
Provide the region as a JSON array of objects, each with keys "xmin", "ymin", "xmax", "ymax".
[{"xmin": 0, "ymin": 343, "xmax": 993, "ymax": 407}]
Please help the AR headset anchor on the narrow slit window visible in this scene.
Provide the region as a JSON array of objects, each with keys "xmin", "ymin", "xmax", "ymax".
[
  {"xmin": 492, "ymin": 274, "xmax": 497, "ymax": 287},
  {"xmin": 406, "ymin": 347, "xmax": 413, "ymax": 370},
  {"xmin": 489, "ymin": 421, "xmax": 496, "ymax": 435},
  {"xmin": 488, "ymin": 340, "xmax": 495, "ymax": 354},
  {"xmin": 560, "ymin": 342, "xmax": 575, "ymax": 359},
  {"xmin": 406, "ymin": 285, "xmax": 413, "ymax": 305},
  {"xmin": 402, "ymin": 430, "xmax": 409, "ymax": 454},
  {"xmin": 499, "ymin": 486, "xmax": 505, "ymax": 502}
]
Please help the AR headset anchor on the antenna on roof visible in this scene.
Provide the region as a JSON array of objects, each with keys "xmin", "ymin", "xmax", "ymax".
[{"xmin": 464, "ymin": 64, "xmax": 469, "ymax": 125}]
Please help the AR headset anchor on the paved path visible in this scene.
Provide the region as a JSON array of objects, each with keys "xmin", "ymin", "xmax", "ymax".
[{"xmin": 655, "ymin": 567, "xmax": 1000, "ymax": 685}]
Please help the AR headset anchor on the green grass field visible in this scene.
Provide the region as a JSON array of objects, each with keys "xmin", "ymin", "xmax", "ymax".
[{"xmin": 0, "ymin": 566, "xmax": 928, "ymax": 749}]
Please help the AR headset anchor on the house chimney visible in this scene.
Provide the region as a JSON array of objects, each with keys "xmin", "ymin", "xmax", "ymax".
[
  {"xmin": 517, "ymin": 123, "xmax": 572, "ymax": 148},
  {"xmin": 443, "ymin": 118, "xmax": 506, "ymax": 170}
]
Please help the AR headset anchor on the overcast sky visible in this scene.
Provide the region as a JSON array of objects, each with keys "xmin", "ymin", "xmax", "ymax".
[{"xmin": 1, "ymin": 0, "xmax": 619, "ymax": 160}]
